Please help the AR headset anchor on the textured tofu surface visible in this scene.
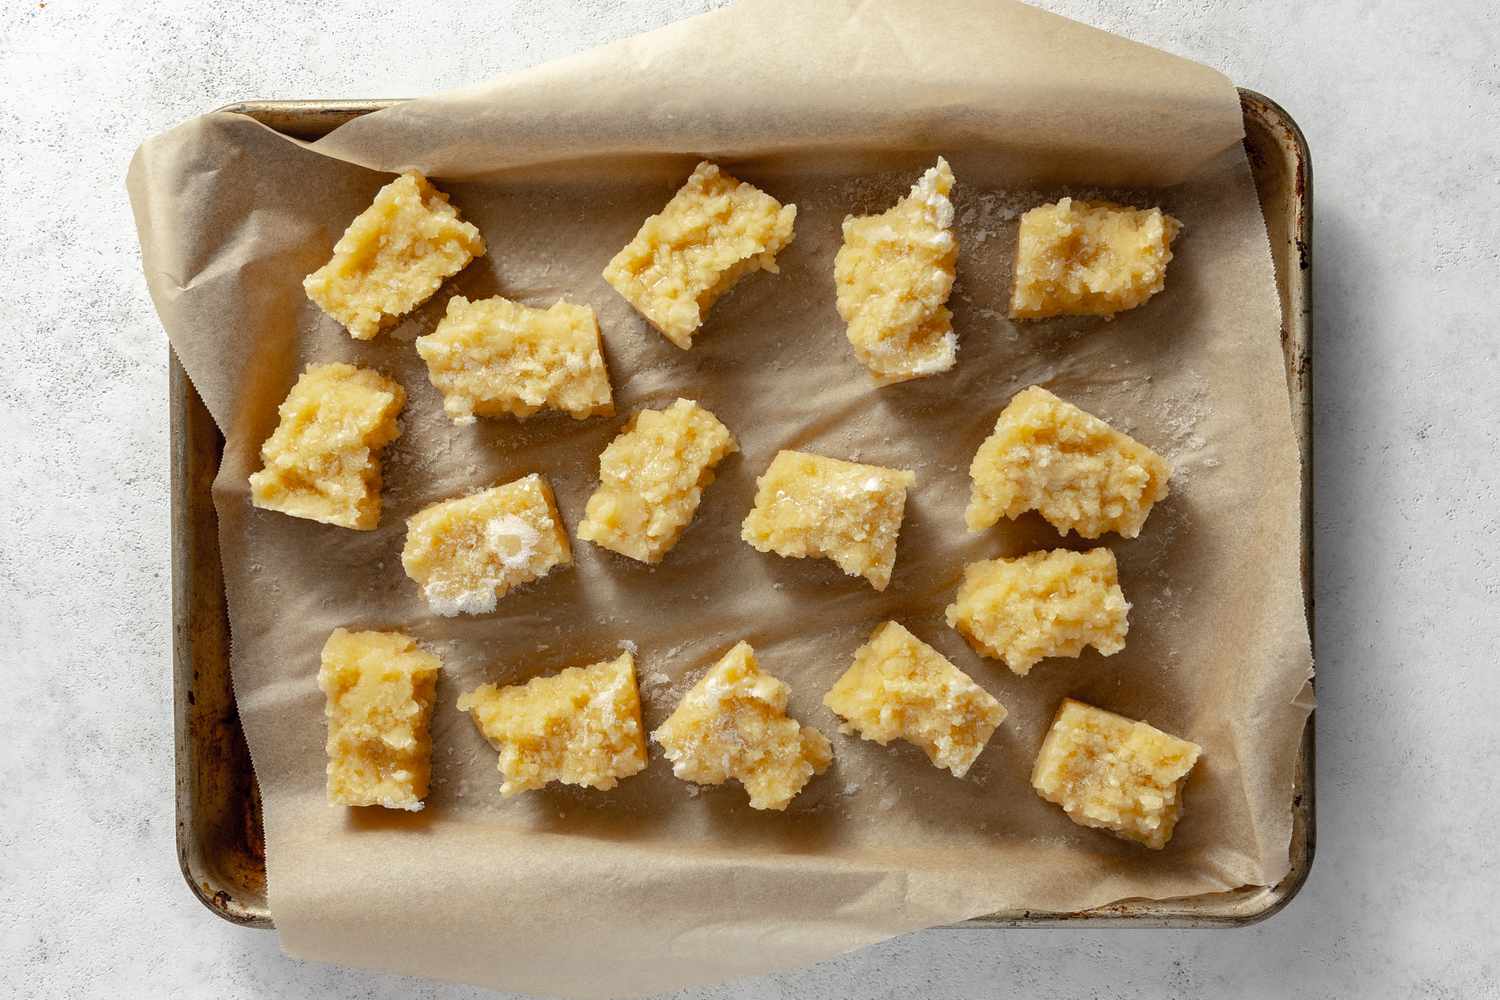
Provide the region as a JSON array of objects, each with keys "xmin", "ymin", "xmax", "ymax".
[
  {"xmin": 1031, "ymin": 698, "xmax": 1202, "ymax": 849},
  {"xmin": 966, "ymin": 385, "xmax": 1171, "ymax": 539},
  {"xmin": 303, "ymin": 172, "xmax": 485, "ymax": 340},
  {"xmin": 946, "ymin": 547, "xmax": 1128, "ymax": 675},
  {"xmin": 248, "ymin": 362, "xmax": 405, "ymax": 530},
  {"xmin": 457, "ymin": 653, "xmax": 648, "ymax": 797},
  {"xmin": 741, "ymin": 450, "xmax": 915, "ymax": 591},
  {"xmin": 1009, "ymin": 198, "xmax": 1180, "ymax": 320},
  {"xmin": 652, "ymin": 642, "xmax": 831, "ymax": 810},
  {"xmin": 824, "ymin": 621, "xmax": 1006, "ymax": 777},
  {"xmin": 602, "ymin": 161, "xmax": 796, "ymax": 349},
  {"xmin": 317, "ymin": 628, "xmax": 441, "ymax": 811},
  {"xmin": 414, "ymin": 295, "xmax": 613, "ymax": 424},
  {"xmin": 576, "ymin": 399, "xmax": 737, "ymax": 563},
  {"xmin": 834, "ymin": 158, "xmax": 958, "ymax": 384},
  {"xmin": 401, "ymin": 474, "xmax": 572, "ymax": 616}
]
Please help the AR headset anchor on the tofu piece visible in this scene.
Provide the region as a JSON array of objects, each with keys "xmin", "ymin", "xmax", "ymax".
[
  {"xmin": 414, "ymin": 295, "xmax": 613, "ymax": 424},
  {"xmin": 304, "ymin": 171, "xmax": 485, "ymax": 340},
  {"xmin": 1031, "ymin": 698, "xmax": 1202, "ymax": 849},
  {"xmin": 966, "ymin": 385, "xmax": 1171, "ymax": 539},
  {"xmin": 946, "ymin": 547, "xmax": 1128, "ymax": 676},
  {"xmin": 317, "ymin": 628, "xmax": 441, "ymax": 811},
  {"xmin": 602, "ymin": 161, "xmax": 797, "ymax": 349},
  {"xmin": 652, "ymin": 642, "xmax": 831, "ymax": 811},
  {"xmin": 834, "ymin": 158, "xmax": 959, "ymax": 384},
  {"xmin": 824, "ymin": 622, "xmax": 1005, "ymax": 777},
  {"xmin": 248, "ymin": 362, "xmax": 405, "ymax": 530},
  {"xmin": 576, "ymin": 399, "xmax": 737, "ymax": 564},
  {"xmin": 401, "ymin": 474, "xmax": 572, "ymax": 616},
  {"xmin": 1009, "ymin": 198, "xmax": 1180, "ymax": 319},
  {"xmin": 741, "ymin": 450, "xmax": 915, "ymax": 591},
  {"xmin": 457, "ymin": 653, "xmax": 648, "ymax": 797}
]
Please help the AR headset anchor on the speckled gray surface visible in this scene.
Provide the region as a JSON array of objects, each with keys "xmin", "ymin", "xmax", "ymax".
[{"xmin": 2, "ymin": 1, "xmax": 1497, "ymax": 997}]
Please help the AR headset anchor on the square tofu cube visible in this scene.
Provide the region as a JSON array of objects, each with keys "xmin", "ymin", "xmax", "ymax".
[
  {"xmin": 1009, "ymin": 198, "xmax": 1180, "ymax": 319},
  {"xmin": 966, "ymin": 385, "xmax": 1171, "ymax": 539},
  {"xmin": 304, "ymin": 171, "xmax": 485, "ymax": 340},
  {"xmin": 401, "ymin": 473, "xmax": 572, "ymax": 616},
  {"xmin": 823, "ymin": 621, "xmax": 1006, "ymax": 778},
  {"xmin": 317, "ymin": 628, "xmax": 441, "ymax": 811},
  {"xmin": 834, "ymin": 158, "xmax": 959, "ymax": 384},
  {"xmin": 248, "ymin": 362, "xmax": 405, "ymax": 530},
  {"xmin": 576, "ymin": 398, "xmax": 737, "ymax": 564},
  {"xmin": 414, "ymin": 295, "xmax": 613, "ymax": 424},
  {"xmin": 741, "ymin": 450, "xmax": 915, "ymax": 591},
  {"xmin": 602, "ymin": 161, "xmax": 797, "ymax": 349},
  {"xmin": 457, "ymin": 652, "xmax": 648, "ymax": 797},
  {"xmin": 946, "ymin": 547, "xmax": 1128, "ymax": 676},
  {"xmin": 1031, "ymin": 698, "xmax": 1202, "ymax": 849},
  {"xmin": 652, "ymin": 642, "xmax": 831, "ymax": 811}
]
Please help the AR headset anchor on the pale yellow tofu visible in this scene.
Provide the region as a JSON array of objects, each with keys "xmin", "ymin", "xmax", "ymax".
[
  {"xmin": 823, "ymin": 621, "xmax": 1006, "ymax": 778},
  {"xmin": 576, "ymin": 399, "xmax": 737, "ymax": 564},
  {"xmin": 834, "ymin": 158, "xmax": 958, "ymax": 384},
  {"xmin": 741, "ymin": 450, "xmax": 915, "ymax": 591},
  {"xmin": 1031, "ymin": 698, "xmax": 1202, "ymax": 849},
  {"xmin": 457, "ymin": 653, "xmax": 648, "ymax": 797},
  {"xmin": 317, "ymin": 628, "xmax": 441, "ymax": 811},
  {"xmin": 414, "ymin": 295, "xmax": 613, "ymax": 424},
  {"xmin": 602, "ymin": 161, "xmax": 797, "ymax": 349},
  {"xmin": 401, "ymin": 474, "xmax": 572, "ymax": 617},
  {"xmin": 652, "ymin": 642, "xmax": 831, "ymax": 810},
  {"xmin": 1009, "ymin": 198, "xmax": 1180, "ymax": 319},
  {"xmin": 303, "ymin": 172, "xmax": 485, "ymax": 339},
  {"xmin": 248, "ymin": 362, "xmax": 405, "ymax": 530},
  {"xmin": 966, "ymin": 385, "xmax": 1171, "ymax": 539},
  {"xmin": 946, "ymin": 548, "xmax": 1128, "ymax": 676}
]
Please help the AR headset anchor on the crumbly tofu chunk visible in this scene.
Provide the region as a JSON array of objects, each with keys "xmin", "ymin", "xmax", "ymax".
[
  {"xmin": 946, "ymin": 547, "xmax": 1128, "ymax": 676},
  {"xmin": 834, "ymin": 158, "xmax": 958, "ymax": 384},
  {"xmin": 741, "ymin": 451, "xmax": 915, "ymax": 591},
  {"xmin": 248, "ymin": 362, "xmax": 405, "ymax": 530},
  {"xmin": 401, "ymin": 474, "xmax": 572, "ymax": 616},
  {"xmin": 1009, "ymin": 198, "xmax": 1180, "ymax": 319},
  {"xmin": 576, "ymin": 399, "xmax": 737, "ymax": 564},
  {"xmin": 602, "ymin": 161, "xmax": 797, "ymax": 349},
  {"xmin": 966, "ymin": 385, "xmax": 1171, "ymax": 539},
  {"xmin": 457, "ymin": 653, "xmax": 648, "ymax": 797},
  {"xmin": 652, "ymin": 642, "xmax": 831, "ymax": 810},
  {"xmin": 414, "ymin": 295, "xmax": 613, "ymax": 424},
  {"xmin": 304, "ymin": 172, "xmax": 485, "ymax": 340},
  {"xmin": 824, "ymin": 621, "xmax": 1006, "ymax": 778},
  {"xmin": 317, "ymin": 628, "xmax": 441, "ymax": 811},
  {"xmin": 1031, "ymin": 698, "xmax": 1202, "ymax": 849}
]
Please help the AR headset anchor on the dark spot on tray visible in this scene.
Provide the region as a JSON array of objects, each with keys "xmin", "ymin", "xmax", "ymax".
[{"xmin": 1296, "ymin": 238, "xmax": 1310, "ymax": 270}]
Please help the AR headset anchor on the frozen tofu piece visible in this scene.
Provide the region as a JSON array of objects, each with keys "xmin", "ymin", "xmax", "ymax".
[
  {"xmin": 966, "ymin": 385, "xmax": 1171, "ymax": 539},
  {"xmin": 248, "ymin": 362, "xmax": 405, "ymax": 530},
  {"xmin": 602, "ymin": 161, "xmax": 797, "ymax": 349},
  {"xmin": 741, "ymin": 450, "xmax": 915, "ymax": 591},
  {"xmin": 304, "ymin": 171, "xmax": 485, "ymax": 340},
  {"xmin": 317, "ymin": 628, "xmax": 441, "ymax": 811},
  {"xmin": 1009, "ymin": 197, "xmax": 1180, "ymax": 319},
  {"xmin": 1031, "ymin": 698, "xmax": 1202, "ymax": 849},
  {"xmin": 652, "ymin": 642, "xmax": 831, "ymax": 810},
  {"xmin": 414, "ymin": 295, "xmax": 613, "ymax": 424},
  {"xmin": 576, "ymin": 399, "xmax": 737, "ymax": 564},
  {"xmin": 946, "ymin": 547, "xmax": 1128, "ymax": 676},
  {"xmin": 457, "ymin": 653, "xmax": 648, "ymax": 797},
  {"xmin": 401, "ymin": 473, "xmax": 572, "ymax": 616},
  {"xmin": 824, "ymin": 621, "xmax": 1006, "ymax": 778},
  {"xmin": 834, "ymin": 158, "xmax": 959, "ymax": 384}
]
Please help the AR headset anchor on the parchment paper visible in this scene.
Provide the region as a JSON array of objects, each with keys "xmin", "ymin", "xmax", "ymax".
[{"xmin": 128, "ymin": 1, "xmax": 1313, "ymax": 995}]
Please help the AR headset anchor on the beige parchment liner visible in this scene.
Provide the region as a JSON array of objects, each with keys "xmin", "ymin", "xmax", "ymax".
[{"xmin": 128, "ymin": 1, "xmax": 1313, "ymax": 995}]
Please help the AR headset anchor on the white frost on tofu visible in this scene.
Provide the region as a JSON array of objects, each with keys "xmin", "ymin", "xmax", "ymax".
[
  {"xmin": 485, "ymin": 514, "xmax": 540, "ymax": 570},
  {"xmin": 911, "ymin": 158, "xmax": 955, "ymax": 230}
]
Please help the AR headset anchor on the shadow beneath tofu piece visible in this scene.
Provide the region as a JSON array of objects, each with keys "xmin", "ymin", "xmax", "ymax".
[{"xmin": 343, "ymin": 806, "xmax": 437, "ymax": 835}]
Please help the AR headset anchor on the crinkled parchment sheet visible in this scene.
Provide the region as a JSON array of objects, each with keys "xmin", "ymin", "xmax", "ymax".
[{"xmin": 128, "ymin": 0, "xmax": 1313, "ymax": 995}]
